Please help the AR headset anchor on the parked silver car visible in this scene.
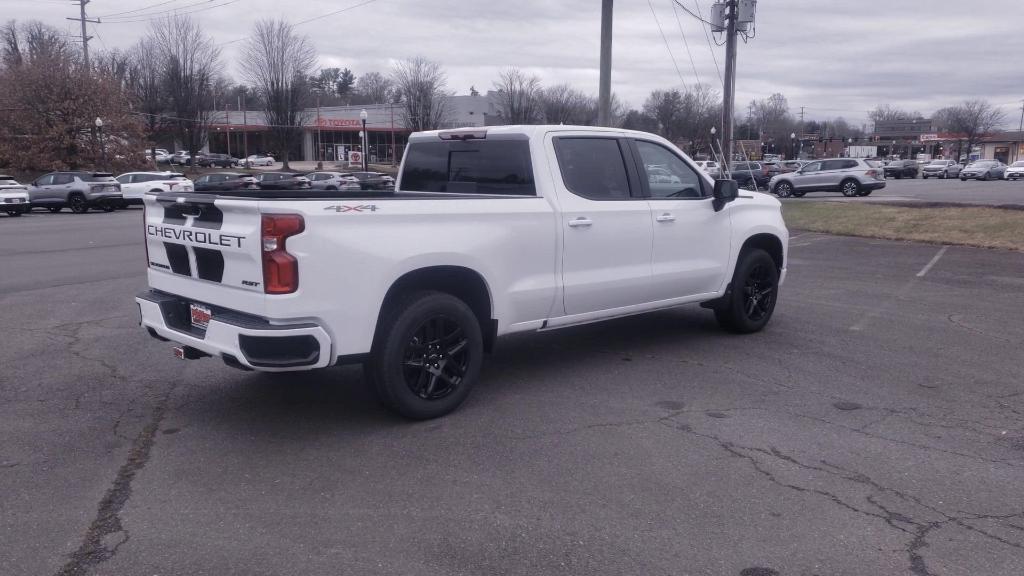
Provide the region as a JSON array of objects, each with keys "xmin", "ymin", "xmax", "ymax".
[
  {"xmin": 921, "ymin": 159, "xmax": 961, "ymax": 179},
  {"xmin": 305, "ymin": 171, "xmax": 362, "ymax": 191},
  {"xmin": 769, "ymin": 158, "xmax": 886, "ymax": 198},
  {"xmin": 960, "ymin": 160, "xmax": 1007, "ymax": 181},
  {"xmin": 27, "ymin": 171, "xmax": 122, "ymax": 213}
]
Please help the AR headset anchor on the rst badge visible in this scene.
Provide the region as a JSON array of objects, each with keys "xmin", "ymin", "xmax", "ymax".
[{"xmin": 324, "ymin": 205, "xmax": 378, "ymax": 213}]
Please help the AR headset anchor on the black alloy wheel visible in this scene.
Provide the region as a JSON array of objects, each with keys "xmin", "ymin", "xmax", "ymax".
[
  {"xmin": 367, "ymin": 291, "xmax": 483, "ymax": 419},
  {"xmin": 742, "ymin": 262, "xmax": 776, "ymax": 323},
  {"xmin": 402, "ymin": 315, "xmax": 470, "ymax": 401},
  {"xmin": 68, "ymin": 193, "xmax": 88, "ymax": 214},
  {"xmin": 714, "ymin": 248, "xmax": 779, "ymax": 334}
]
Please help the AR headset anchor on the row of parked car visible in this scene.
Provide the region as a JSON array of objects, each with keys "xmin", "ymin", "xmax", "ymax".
[
  {"xmin": 701, "ymin": 157, "xmax": 1024, "ymax": 198},
  {"xmin": 146, "ymin": 149, "xmax": 277, "ymax": 167},
  {"xmin": 0, "ymin": 169, "xmax": 396, "ymax": 216}
]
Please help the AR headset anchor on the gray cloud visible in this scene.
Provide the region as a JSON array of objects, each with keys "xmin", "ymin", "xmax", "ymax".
[{"xmin": 7, "ymin": 0, "xmax": 1023, "ymax": 126}]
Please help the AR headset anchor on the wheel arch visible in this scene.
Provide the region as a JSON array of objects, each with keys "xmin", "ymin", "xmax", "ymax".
[
  {"xmin": 377, "ymin": 265, "xmax": 496, "ymax": 352},
  {"xmin": 739, "ymin": 233, "xmax": 784, "ymax": 273}
]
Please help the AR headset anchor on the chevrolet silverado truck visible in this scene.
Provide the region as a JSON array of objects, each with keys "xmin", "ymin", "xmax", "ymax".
[{"xmin": 137, "ymin": 125, "xmax": 788, "ymax": 419}]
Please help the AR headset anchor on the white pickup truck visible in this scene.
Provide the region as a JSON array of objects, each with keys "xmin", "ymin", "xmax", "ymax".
[{"xmin": 137, "ymin": 125, "xmax": 788, "ymax": 419}]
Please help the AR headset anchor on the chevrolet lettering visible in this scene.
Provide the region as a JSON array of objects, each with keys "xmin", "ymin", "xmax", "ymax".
[{"xmin": 146, "ymin": 225, "xmax": 244, "ymax": 248}]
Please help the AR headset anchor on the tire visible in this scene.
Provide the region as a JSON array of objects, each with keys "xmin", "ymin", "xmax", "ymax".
[
  {"xmin": 774, "ymin": 181, "xmax": 793, "ymax": 198},
  {"xmin": 6, "ymin": 210, "xmax": 22, "ymax": 217},
  {"xmin": 791, "ymin": 191, "xmax": 806, "ymax": 198},
  {"xmin": 714, "ymin": 248, "xmax": 779, "ymax": 334},
  {"xmin": 366, "ymin": 291, "xmax": 483, "ymax": 420},
  {"xmin": 840, "ymin": 179, "xmax": 861, "ymax": 197},
  {"xmin": 325, "ymin": 186, "xmax": 338, "ymax": 191},
  {"xmin": 48, "ymin": 206, "xmax": 62, "ymax": 213},
  {"xmin": 743, "ymin": 180, "xmax": 757, "ymax": 192},
  {"xmin": 100, "ymin": 203, "xmax": 115, "ymax": 212},
  {"xmin": 68, "ymin": 193, "xmax": 88, "ymax": 214},
  {"xmin": 960, "ymin": 177, "xmax": 967, "ymax": 181},
  {"xmin": 941, "ymin": 171, "xmax": 948, "ymax": 179},
  {"xmin": 981, "ymin": 171, "xmax": 990, "ymax": 181},
  {"xmin": 857, "ymin": 190, "xmax": 872, "ymax": 197}
]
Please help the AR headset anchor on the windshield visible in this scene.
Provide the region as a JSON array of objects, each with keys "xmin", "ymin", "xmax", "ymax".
[
  {"xmin": 928, "ymin": 160, "xmax": 946, "ymax": 165},
  {"xmin": 967, "ymin": 162, "xmax": 993, "ymax": 167}
]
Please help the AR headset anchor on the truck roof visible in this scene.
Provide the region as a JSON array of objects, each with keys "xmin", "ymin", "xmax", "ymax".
[{"xmin": 408, "ymin": 124, "xmax": 651, "ymax": 142}]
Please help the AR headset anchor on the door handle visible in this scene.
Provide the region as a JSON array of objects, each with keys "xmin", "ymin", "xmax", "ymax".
[
  {"xmin": 656, "ymin": 213, "xmax": 676, "ymax": 222},
  {"xmin": 568, "ymin": 217, "xmax": 593, "ymax": 228}
]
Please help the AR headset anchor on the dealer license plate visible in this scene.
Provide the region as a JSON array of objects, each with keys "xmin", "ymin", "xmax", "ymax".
[{"xmin": 189, "ymin": 303, "xmax": 212, "ymax": 329}]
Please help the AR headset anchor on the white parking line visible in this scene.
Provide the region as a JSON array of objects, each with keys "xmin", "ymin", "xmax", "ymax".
[{"xmin": 916, "ymin": 246, "xmax": 948, "ymax": 277}]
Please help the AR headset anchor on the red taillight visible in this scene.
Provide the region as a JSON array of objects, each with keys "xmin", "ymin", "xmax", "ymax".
[
  {"xmin": 866, "ymin": 170, "xmax": 878, "ymax": 178},
  {"xmin": 261, "ymin": 214, "xmax": 304, "ymax": 294}
]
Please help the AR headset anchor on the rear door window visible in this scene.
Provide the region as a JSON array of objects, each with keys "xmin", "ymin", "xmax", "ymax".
[
  {"xmin": 553, "ymin": 137, "xmax": 631, "ymax": 200},
  {"xmin": 401, "ymin": 139, "xmax": 535, "ymax": 195},
  {"xmin": 53, "ymin": 174, "xmax": 74, "ymax": 185}
]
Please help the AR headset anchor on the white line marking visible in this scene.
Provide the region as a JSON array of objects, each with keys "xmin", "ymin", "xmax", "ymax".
[{"xmin": 916, "ymin": 246, "xmax": 948, "ymax": 277}]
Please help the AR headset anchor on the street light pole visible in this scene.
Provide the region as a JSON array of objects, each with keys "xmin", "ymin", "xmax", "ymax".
[
  {"xmin": 95, "ymin": 117, "xmax": 105, "ymax": 169},
  {"xmin": 360, "ymin": 109, "xmax": 369, "ymax": 172}
]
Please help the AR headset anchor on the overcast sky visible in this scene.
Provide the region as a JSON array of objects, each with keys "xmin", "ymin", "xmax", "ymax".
[{"xmin": 8, "ymin": 0, "xmax": 1024, "ymax": 127}]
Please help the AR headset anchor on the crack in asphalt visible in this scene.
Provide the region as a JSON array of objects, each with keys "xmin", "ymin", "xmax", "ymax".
[
  {"xmin": 53, "ymin": 392, "xmax": 172, "ymax": 576},
  {"xmin": 656, "ymin": 418, "xmax": 1024, "ymax": 576}
]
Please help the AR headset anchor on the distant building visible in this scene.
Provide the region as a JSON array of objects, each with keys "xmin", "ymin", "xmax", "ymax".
[{"xmin": 203, "ymin": 92, "xmax": 503, "ymax": 163}]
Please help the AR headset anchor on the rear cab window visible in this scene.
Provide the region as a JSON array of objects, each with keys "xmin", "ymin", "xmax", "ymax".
[
  {"xmin": 400, "ymin": 136, "xmax": 535, "ymax": 195},
  {"xmin": 553, "ymin": 137, "xmax": 631, "ymax": 200}
]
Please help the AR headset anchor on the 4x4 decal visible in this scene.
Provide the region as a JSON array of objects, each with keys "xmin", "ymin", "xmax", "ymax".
[{"xmin": 324, "ymin": 205, "xmax": 379, "ymax": 213}]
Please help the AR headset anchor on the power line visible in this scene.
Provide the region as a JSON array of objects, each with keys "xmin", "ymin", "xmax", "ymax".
[
  {"xmin": 97, "ymin": 0, "xmax": 186, "ymax": 18},
  {"xmin": 647, "ymin": 0, "xmax": 688, "ymax": 91},
  {"xmin": 219, "ymin": 0, "xmax": 378, "ymax": 45},
  {"xmin": 672, "ymin": 0, "xmax": 715, "ymax": 27},
  {"xmin": 102, "ymin": 0, "xmax": 240, "ymax": 23},
  {"xmin": 670, "ymin": 0, "xmax": 701, "ymax": 86},
  {"xmin": 692, "ymin": 0, "xmax": 722, "ymax": 84}
]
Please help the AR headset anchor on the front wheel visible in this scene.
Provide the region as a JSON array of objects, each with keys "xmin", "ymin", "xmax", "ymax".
[
  {"xmin": 366, "ymin": 291, "xmax": 483, "ymax": 420},
  {"xmin": 774, "ymin": 181, "xmax": 793, "ymax": 198},
  {"xmin": 743, "ymin": 180, "xmax": 757, "ymax": 192},
  {"xmin": 981, "ymin": 172, "xmax": 990, "ymax": 181},
  {"xmin": 714, "ymin": 248, "xmax": 779, "ymax": 334}
]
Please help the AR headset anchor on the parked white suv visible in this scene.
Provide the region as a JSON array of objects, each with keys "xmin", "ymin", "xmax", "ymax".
[
  {"xmin": 0, "ymin": 174, "xmax": 31, "ymax": 217},
  {"xmin": 116, "ymin": 172, "xmax": 194, "ymax": 206},
  {"xmin": 770, "ymin": 158, "xmax": 886, "ymax": 198},
  {"xmin": 137, "ymin": 125, "xmax": 788, "ymax": 419}
]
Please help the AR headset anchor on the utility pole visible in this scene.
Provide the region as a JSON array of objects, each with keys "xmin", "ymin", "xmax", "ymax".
[
  {"xmin": 67, "ymin": 0, "xmax": 99, "ymax": 70},
  {"xmin": 799, "ymin": 106, "xmax": 805, "ymax": 126},
  {"xmin": 597, "ymin": 0, "xmax": 613, "ymax": 126},
  {"xmin": 1017, "ymin": 99, "xmax": 1023, "ymax": 162},
  {"xmin": 720, "ymin": 0, "xmax": 738, "ymax": 171}
]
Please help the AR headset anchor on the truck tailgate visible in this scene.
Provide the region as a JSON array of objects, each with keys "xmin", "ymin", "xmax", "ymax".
[{"xmin": 144, "ymin": 193, "xmax": 267, "ymax": 314}]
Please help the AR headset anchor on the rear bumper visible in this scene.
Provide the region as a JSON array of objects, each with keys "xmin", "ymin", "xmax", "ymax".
[
  {"xmin": 136, "ymin": 290, "xmax": 333, "ymax": 371},
  {"xmin": 863, "ymin": 181, "xmax": 886, "ymax": 191}
]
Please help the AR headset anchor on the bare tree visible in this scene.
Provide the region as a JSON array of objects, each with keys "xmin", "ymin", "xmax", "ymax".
[
  {"xmin": 492, "ymin": 67, "xmax": 542, "ymax": 125},
  {"xmin": 126, "ymin": 38, "xmax": 166, "ymax": 162},
  {"xmin": 150, "ymin": 16, "xmax": 220, "ymax": 170},
  {"xmin": 868, "ymin": 104, "xmax": 923, "ymax": 125},
  {"xmin": 2, "ymin": 19, "xmax": 76, "ymax": 69},
  {"xmin": 240, "ymin": 19, "xmax": 316, "ymax": 170},
  {"xmin": 539, "ymin": 83, "xmax": 593, "ymax": 125},
  {"xmin": 352, "ymin": 71, "xmax": 393, "ymax": 104},
  {"xmin": 644, "ymin": 89, "xmax": 685, "ymax": 141},
  {"xmin": 391, "ymin": 56, "xmax": 451, "ymax": 131},
  {"xmin": 935, "ymin": 100, "xmax": 1006, "ymax": 162}
]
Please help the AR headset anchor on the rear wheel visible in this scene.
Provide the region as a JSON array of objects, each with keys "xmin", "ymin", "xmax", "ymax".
[
  {"xmin": 774, "ymin": 181, "xmax": 793, "ymax": 198},
  {"xmin": 857, "ymin": 190, "xmax": 872, "ymax": 197},
  {"xmin": 6, "ymin": 210, "xmax": 22, "ymax": 217},
  {"xmin": 48, "ymin": 206, "xmax": 62, "ymax": 213},
  {"xmin": 68, "ymin": 193, "xmax": 88, "ymax": 214},
  {"xmin": 714, "ymin": 248, "xmax": 779, "ymax": 334},
  {"xmin": 366, "ymin": 291, "xmax": 483, "ymax": 420},
  {"xmin": 840, "ymin": 179, "xmax": 861, "ymax": 197}
]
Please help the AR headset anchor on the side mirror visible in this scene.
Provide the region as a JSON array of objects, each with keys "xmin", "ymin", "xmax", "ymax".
[{"xmin": 712, "ymin": 179, "xmax": 739, "ymax": 212}]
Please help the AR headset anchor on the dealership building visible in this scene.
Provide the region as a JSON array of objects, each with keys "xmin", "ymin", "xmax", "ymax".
[{"xmin": 203, "ymin": 93, "xmax": 500, "ymax": 164}]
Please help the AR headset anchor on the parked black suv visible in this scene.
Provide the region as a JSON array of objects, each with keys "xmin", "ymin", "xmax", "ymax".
[
  {"xmin": 196, "ymin": 153, "xmax": 238, "ymax": 168},
  {"xmin": 728, "ymin": 162, "xmax": 771, "ymax": 190},
  {"xmin": 883, "ymin": 160, "xmax": 918, "ymax": 179},
  {"xmin": 256, "ymin": 172, "xmax": 312, "ymax": 190},
  {"xmin": 193, "ymin": 172, "xmax": 259, "ymax": 192},
  {"xmin": 351, "ymin": 171, "xmax": 396, "ymax": 190}
]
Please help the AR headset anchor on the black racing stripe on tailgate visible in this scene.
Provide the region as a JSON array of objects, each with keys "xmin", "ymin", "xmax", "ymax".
[
  {"xmin": 163, "ymin": 243, "xmax": 191, "ymax": 276},
  {"xmin": 191, "ymin": 204, "xmax": 224, "ymax": 230},
  {"xmin": 193, "ymin": 247, "xmax": 225, "ymax": 282},
  {"xmin": 162, "ymin": 205, "xmax": 187, "ymax": 226}
]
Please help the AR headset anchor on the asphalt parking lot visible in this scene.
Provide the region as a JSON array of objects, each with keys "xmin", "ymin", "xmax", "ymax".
[
  {"xmin": 791, "ymin": 177, "xmax": 1024, "ymax": 207},
  {"xmin": 2, "ymin": 209, "xmax": 1024, "ymax": 576}
]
